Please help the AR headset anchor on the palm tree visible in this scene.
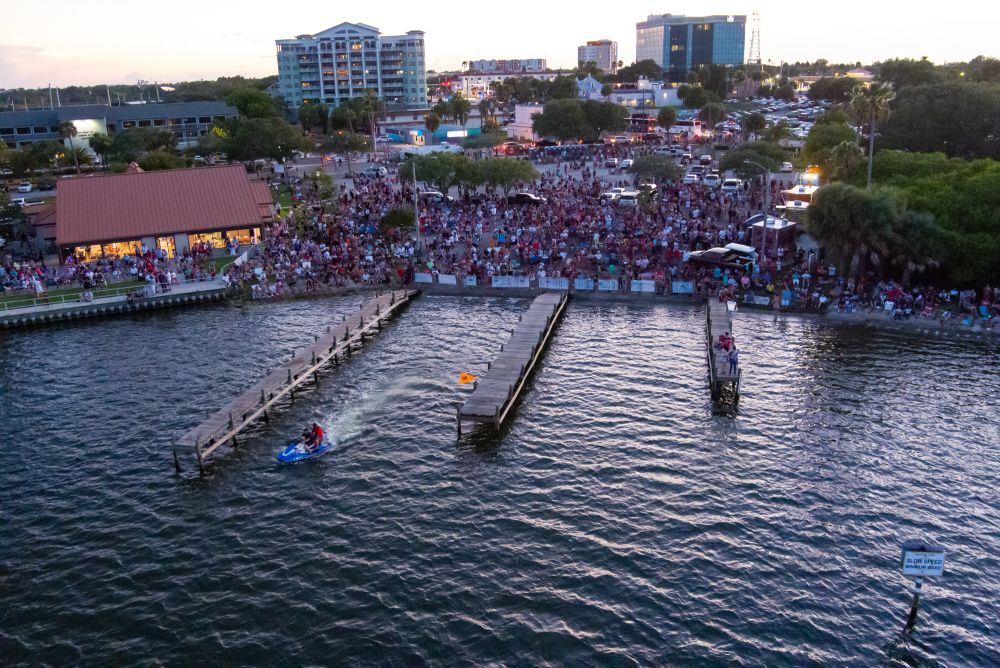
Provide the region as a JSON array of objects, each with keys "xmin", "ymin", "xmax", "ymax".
[
  {"xmin": 424, "ymin": 112, "xmax": 440, "ymax": 144},
  {"xmin": 850, "ymin": 82, "xmax": 895, "ymax": 190},
  {"xmin": 450, "ymin": 93, "xmax": 471, "ymax": 127},
  {"xmin": 478, "ymin": 98, "xmax": 498, "ymax": 134},
  {"xmin": 58, "ymin": 121, "xmax": 80, "ymax": 174},
  {"xmin": 89, "ymin": 132, "xmax": 112, "ymax": 171},
  {"xmin": 827, "ymin": 140, "xmax": 863, "ymax": 182}
]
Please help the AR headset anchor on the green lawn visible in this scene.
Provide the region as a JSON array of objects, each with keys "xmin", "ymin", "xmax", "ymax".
[
  {"xmin": 274, "ymin": 186, "xmax": 294, "ymax": 211},
  {"xmin": 0, "ymin": 281, "xmax": 145, "ymax": 310}
]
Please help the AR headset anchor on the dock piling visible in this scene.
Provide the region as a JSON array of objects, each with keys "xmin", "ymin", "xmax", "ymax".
[{"xmin": 171, "ymin": 290, "xmax": 419, "ymax": 473}]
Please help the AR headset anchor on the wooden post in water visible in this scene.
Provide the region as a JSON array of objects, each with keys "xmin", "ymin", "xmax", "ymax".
[{"xmin": 172, "ymin": 443, "xmax": 181, "ymax": 473}]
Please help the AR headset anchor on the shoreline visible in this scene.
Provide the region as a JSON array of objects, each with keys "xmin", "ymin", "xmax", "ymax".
[{"xmin": 243, "ymin": 282, "xmax": 1000, "ymax": 341}]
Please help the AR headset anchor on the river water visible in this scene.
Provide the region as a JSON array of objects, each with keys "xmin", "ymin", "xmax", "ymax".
[{"xmin": 1, "ymin": 295, "xmax": 998, "ymax": 666}]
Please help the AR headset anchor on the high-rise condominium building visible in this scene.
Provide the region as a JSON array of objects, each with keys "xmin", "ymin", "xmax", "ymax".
[
  {"xmin": 577, "ymin": 40, "xmax": 618, "ymax": 73},
  {"xmin": 636, "ymin": 14, "xmax": 746, "ymax": 82},
  {"xmin": 276, "ymin": 22, "xmax": 426, "ymax": 111}
]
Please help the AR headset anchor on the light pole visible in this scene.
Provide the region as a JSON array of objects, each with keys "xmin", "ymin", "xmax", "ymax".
[
  {"xmin": 744, "ymin": 159, "xmax": 773, "ymax": 258},
  {"xmin": 744, "ymin": 159, "xmax": 771, "ymax": 216}
]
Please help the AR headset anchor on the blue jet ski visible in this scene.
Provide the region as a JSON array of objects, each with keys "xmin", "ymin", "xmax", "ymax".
[{"xmin": 276, "ymin": 440, "xmax": 332, "ymax": 463}]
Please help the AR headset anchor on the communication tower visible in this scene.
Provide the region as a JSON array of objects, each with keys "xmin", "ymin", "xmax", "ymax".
[{"xmin": 748, "ymin": 12, "xmax": 762, "ymax": 73}]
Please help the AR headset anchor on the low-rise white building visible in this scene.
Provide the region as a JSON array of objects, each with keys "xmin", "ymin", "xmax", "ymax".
[
  {"xmin": 458, "ymin": 71, "xmax": 564, "ymax": 99},
  {"xmin": 505, "ymin": 104, "xmax": 544, "ymax": 142}
]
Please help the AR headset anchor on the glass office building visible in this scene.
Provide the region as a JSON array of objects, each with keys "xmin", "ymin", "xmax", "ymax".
[{"xmin": 635, "ymin": 14, "xmax": 746, "ymax": 82}]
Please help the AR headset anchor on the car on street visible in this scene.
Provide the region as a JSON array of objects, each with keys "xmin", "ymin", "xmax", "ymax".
[
  {"xmin": 721, "ymin": 178, "xmax": 743, "ymax": 193},
  {"xmin": 11, "ymin": 198, "xmax": 26, "ymax": 207},
  {"xmin": 780, "ymin": 161, "xmax": 794, "ymax": 172},
  {"xmin": 638, "ymin": 183, "xmax": 657, "ymax": 193},
  {"xmin": 616, "ymin": 191, "xmax": 640, "ymax": 206},
  {"xmin": 702, "ymin": 174, "xmax": 722, "ymax": 188},
  {"xmin": 699, "ymin": 154, "xmax": 713, "ymax": 166},
  {"xmin": 619, "ymin": 159, "xmax": 634, "ymax": 170},
  {"xmin": 600, "ymin": 187, "xmax": 627, "ymax": 202},
  {"xmin": 507, "ymin": 192, "xmax": 547, "ymax": 205},
  {"xmin": 17, "ymin": 182, "xmax": 33, "ymax": 193},
  {"xmin": 604, "ymin": 157, "xmax": 619, "ymax": 168},
  {"xmin": 683, "ymin": 173, "xmax": 700, "ymax": 185},
  {"xmin": 364, "ymin": 164, "xmax": 388, "ymax": 177},
  {"xmin": 419, "ymin": 190, "xmax": 454, "ymax": 203}
]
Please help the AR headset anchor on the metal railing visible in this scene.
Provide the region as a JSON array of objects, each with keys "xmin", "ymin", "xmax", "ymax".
[{"xmin": 0, "ymin": 276, "xmax": 226, "ymax": 313}]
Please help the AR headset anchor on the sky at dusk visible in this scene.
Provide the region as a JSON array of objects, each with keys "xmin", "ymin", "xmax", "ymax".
[{"xmin": 1, "ymin": 1, "xmax": 998, "ymax": 88}]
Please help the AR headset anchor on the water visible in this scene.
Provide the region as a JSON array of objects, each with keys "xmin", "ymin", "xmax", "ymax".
[{"xmin": 1, "ymin": 295, "xmax": 998, "ymax": 665}]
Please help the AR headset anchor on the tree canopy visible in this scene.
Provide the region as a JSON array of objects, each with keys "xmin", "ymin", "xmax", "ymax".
[
  {"xmin": 223, "ymin": 117, "xmax": 305, "ymax": 161},
  {"xmin": 804, "ymin": 122, "xmax": 858, "ymax": 173},
  {"xmin": 806, "ymin": 77, "xmax": 860, "ymax": 102},
  {"xmin": 532, "ymin": 99, "xmax": 625, "ymax": 142},
  {"xmin": 719, "ymin": 141, "xmax": 788, "ymax": 177},
  {"xmin": 866, "ymin": 150, "xmax": 1000, "ymax": 284},
  {"xmin": 225, "ymin": 88, "xmax": 282, "ymax": 119},
  {"xmin": 880, "ymin": 82, "xmax": 1000, "ymax": 160},
  {"xmin": 631, "ymin": 155, "xmax": 682, "ymax": 184}
]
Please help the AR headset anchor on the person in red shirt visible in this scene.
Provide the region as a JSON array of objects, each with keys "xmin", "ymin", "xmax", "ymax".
[{"xmin": 302, "ymin": 422, "xmax": 325, "ymax": 451}]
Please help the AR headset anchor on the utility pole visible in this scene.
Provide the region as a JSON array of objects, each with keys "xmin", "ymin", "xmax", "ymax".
[{"xmin": 412, "ymin": 160, "xmax": 420, "ymax": 259}]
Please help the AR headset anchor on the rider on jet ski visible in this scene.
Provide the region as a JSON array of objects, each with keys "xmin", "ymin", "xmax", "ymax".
[{"xmin": 301, "ymin": 422, "xmax": 325, "ymax": 451}]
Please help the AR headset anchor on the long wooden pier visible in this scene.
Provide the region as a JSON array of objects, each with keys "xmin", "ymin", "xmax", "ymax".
[
  {"xmin": 706, "ymin": 300, "xmax": 741, "ymax": 400},
  {"xmin": 457, "ymin": 292, "xmax": 567, "ymax": 433},
  {"xmin": 172, "ymin": 289, "xmax": 418, "ymax": 473}
]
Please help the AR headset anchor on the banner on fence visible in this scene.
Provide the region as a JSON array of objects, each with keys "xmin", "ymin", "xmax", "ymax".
[
  {"xmin": 598, "ymin": 279, "xmax": 619, "ymax": 292},
  {"xmin": 539, "ymin": 277, "xmax": 569, "ymax": 290},
  {"xmin": 574, "ymin": 278, "xmax": 594, "ymax": 291},
  {"xmin": 671, "ymin": 280, "xmax": 694, "ymax": 295},
  {"xmin": 438, "ymin": 274, "xmax": 457, "ymax": 285},
  {"xmin": 414, "ymin": 272, "xmax": 434, "ymax": 284},
  {"xmin": 755, "ymin": 295, "xmax": 772, "ymax": 306},
  {"xmin": 464, "ymin": 276, "xmax": 477, "ymax": 287},
  {"xmin": 630, "ymin": 279, "xmax": 656, "ymax": 293}
]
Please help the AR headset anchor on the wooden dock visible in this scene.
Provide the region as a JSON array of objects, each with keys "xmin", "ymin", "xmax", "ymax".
[
  {"xmin": 706, "ymin": 300, "xmax": 741, "ymax": 400},
  {"xmin": 457, "ymin": 292, "xmax": 567, "ymax": 433},
  {"xmin": 172, "ymin": 289, "xmax": 418, "ymax": 473}
]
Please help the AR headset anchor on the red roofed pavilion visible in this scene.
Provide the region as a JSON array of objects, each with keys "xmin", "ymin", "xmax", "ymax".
[{"xmin": 56, "ymin": 165, "xmax": 273, "ymax": 261}]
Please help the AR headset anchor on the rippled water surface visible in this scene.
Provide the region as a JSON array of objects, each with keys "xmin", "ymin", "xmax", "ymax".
[{"xmin": 2, "ymin": 295, "xmax": 999, "ymax": 666}]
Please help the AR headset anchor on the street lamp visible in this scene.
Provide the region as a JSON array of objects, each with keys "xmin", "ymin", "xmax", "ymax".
[
  {"xmin": 743, "ymin": 159, "xmax": 771, "ymax": 215},
  {"xmin": 744, "ymin": 159, "xmax": 774, "ymax": 258}
]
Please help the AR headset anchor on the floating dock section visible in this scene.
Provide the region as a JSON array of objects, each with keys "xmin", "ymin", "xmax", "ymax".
[
  {"xmin": 172, "ymin": 289, "xmax": 418, "ymax": 473},
  {"xmin": 458, "ymin": 292, "xmax": 567, "ymax": 433},
  {"xmin": 706, "ymin": 300, "xmax": 741, "ymax": 400}
]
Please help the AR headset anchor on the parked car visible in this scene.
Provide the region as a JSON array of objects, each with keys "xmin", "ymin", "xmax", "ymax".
[
  {"xmin": 699, "ymin": 154, "xmax": 713, "ymax": 166},
  {"xmin": 702, "ymin": 174, "xmax": 722, "ymax": 188},
  {"xmin": 780, "ymin": 161, "xmax": 794, "ymax": 172},
  {"xmin": 616, "ymin": 191, "xmax": 640, "ymax": 206},
  {"xmin": 637, "ymin": 183, "xmax": 657, "ymax": 193},
  {"xmin": 507, "ymin": 192, "xmax": 547, "ymax": 205},
  {"xmin": 604, "ymin": 157, "xmax": 619, "ymax": 168},
  {"xmin": 683, "ymin": 173, "xmax": 700, "ymax": 185},
  {"xmin": 721, "ymin": 178, "xmax": 742, "ymax": 193},
  {"xmin": 17, "ymin": 181, "xmax": 33, "ymax": 193},
  {"xmin": 619, "ymin": 159, "xmax": 634, "ymax": 170},
  {"xmin": 364, "ymin": 164, "xmax": 388, "ymax": 177},
  {"xmin": 687, "ymin": 165, "xmax": 705, "ymax": 175}
]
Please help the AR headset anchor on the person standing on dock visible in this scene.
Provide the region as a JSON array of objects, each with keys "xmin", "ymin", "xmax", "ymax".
[{"xmin": 728, "ymin": 346, "xmax": 739, "ymax": 374}]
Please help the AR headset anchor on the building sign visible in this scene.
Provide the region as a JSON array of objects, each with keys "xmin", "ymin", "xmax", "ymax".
[{"xmin": 900, "ymin": 543, "xmax": 945, "ymax": 577}]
